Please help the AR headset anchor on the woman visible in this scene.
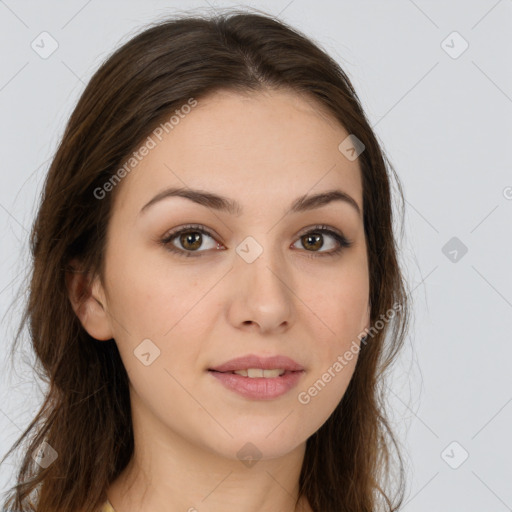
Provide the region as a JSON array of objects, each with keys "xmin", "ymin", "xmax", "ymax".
[{"xmin": 1, "ymin": 8, "xmax": 410, "ymax": 512}]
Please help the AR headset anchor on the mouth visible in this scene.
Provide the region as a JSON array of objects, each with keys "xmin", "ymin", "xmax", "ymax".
[
  {"xmin": 207, "ymin": 367, "xmax": 305, "ymax": 400},
  {"xmin": 208, "ymin": 354, "xmax": 305, "ymax": 374},
  {"xmin": 208, "ymin": 368, "xmax": 303, "ymax": 378}
]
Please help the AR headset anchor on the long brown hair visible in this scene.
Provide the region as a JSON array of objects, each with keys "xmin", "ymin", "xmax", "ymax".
[{"xmin": 1, "ymin": 8, "xmax": 411, "ymax": 512}]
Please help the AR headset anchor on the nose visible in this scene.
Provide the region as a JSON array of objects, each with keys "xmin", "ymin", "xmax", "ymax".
[{"xmin": 227, "ymin": 241, "xmax": 295, "ymax": 334}]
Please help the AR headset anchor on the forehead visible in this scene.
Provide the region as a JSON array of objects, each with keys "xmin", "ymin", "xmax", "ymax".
[{"xmin": 114, "ymin": 88, "xmax": 363, "ymax": 216}]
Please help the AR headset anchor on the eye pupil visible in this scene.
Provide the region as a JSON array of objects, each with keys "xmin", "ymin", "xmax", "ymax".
[
  {"xmin": 181, "ymin": 232, "xmax": 202, "ymax": 250},
  {"xmin": 303, "ymin": 233, "xmax": 323, "ymax": 251}
]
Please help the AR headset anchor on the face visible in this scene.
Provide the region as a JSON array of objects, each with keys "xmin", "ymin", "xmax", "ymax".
[{"xmin": 79, "ymin": 88, "xmax": 370, "ymax": 463}]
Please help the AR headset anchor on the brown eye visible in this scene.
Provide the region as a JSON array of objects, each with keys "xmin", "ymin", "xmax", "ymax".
[
  {"xmin": 179, "ymin": 231, "xmax": 203, "ymax": 251},
  {"xmin": 160, "ymin": 224, "xmax": 352, "ymax": 259},
  {"xmin": 301, "ymin": 233, "xmax": 324, "ymax": 251},
  {"xmin": 161, "ymin": 224, "xmax": 221, "ymax": 257},
  {"xmin": 292, "ymin": 226, "xmax": 352, "ymax": 257}
]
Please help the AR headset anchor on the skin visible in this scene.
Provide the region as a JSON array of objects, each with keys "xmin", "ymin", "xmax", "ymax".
[{"xmin": 68, "ymin": 88, "xmax": 370, "ymax": 512}]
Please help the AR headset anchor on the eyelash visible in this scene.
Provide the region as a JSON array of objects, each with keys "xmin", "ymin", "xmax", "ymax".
[{"xmin": 159, "ymin": 223, "xmax": 353, "ymax": 259}]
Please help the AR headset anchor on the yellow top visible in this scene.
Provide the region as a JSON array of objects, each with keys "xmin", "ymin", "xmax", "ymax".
[{"xmin": 100, "ymin": 499, "xmax": 116, "ymax": 512}]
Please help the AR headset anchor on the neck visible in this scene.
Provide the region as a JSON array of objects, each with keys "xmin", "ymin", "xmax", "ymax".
[{"xmin": 107, "ymin": 390, "xmax": 312, "ymax": 512}]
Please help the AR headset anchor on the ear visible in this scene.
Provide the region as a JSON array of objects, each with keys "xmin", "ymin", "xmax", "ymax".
[{"xmin": 65, "ymin": 258, "xmax": 114, "ymax": 341}]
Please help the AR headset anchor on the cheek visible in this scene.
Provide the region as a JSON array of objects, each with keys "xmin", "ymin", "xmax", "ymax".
[
  {"xmin": 296, "ymin": 262, "xmax": 368, "ymax": 404},
  {"xmin": 104, "ymin": 249, "xmax": 210, "ymax": 381},
  {"xmin": 295, "ymin": 344, "xmax": 359, "ymax": 440},
  {"xmin": 105, "ymin": 241, "xmax": 202, "ymax": 338},
  {"xmin": 302, "ymin": 261, "xmax": 369, "ymax": 339}
]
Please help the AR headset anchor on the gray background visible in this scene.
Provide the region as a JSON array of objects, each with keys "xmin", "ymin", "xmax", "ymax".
[{"xmin": 1, "ymin": 0, "xmax": 511, "ymax": 510}]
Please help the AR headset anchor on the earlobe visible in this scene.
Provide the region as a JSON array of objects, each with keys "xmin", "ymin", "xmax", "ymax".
[{"xmin": 65, "ymin": 259, "xmax": 113, "ymax": 341}]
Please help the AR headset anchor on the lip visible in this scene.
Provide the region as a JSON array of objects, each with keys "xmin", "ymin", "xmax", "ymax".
[
  {"xmin": 208, "ymin": 354, "xmax": 304, "ymax": 373},
  {"xmin": 207, "ymin": 354, "xmax": 305, "ymax": 400},
  {"xmin": 208, "ymin": 369, "xmax": 304, "ymax": 400}
]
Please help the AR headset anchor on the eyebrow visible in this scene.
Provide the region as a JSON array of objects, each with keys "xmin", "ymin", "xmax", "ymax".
[{"xmin": 139, "ymin": 186, "xmax": 361, "ymax": 218}]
